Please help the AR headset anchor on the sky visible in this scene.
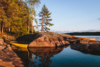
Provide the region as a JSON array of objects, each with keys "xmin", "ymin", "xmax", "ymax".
[{"xmin": 34, "ymin": 0, "xmax": 100, "ymax": 33}]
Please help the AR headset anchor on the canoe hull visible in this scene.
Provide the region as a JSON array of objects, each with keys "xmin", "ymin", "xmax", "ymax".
[
  {"xmin": 72, "ymin": 35, "xmax": 95, "ymax": 41},
  {"xmin": 5, "ymin": 39, "xmax": 28, "ymax": 48},
  {"xmin": 10, "ymin": 42, "xmax": 28, "ymax": 48}
]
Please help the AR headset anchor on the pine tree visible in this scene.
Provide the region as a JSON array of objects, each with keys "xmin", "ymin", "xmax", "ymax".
[
  {"xmin": 0, "ymin": 0, "xmax": 28, "ymax": 36},
  {"xmin": 39, "ymin": 4, "xmax": 53, "ymax": 32},
  {"xmin": 0, "ymin": 0, "xmax": 8, "ymax": 33},
  {"xmin": 0, "ymin": 0, "xmax": 40, "ymax": 37},
  {"xmin": 24, "ymin": 0, "xmax": 40, "ymax": 34},
  {"xmin": 5, "ymin": 0, "xmax": 28, "ymax": 36}
]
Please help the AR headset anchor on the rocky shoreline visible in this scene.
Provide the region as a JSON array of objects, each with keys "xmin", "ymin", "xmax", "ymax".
[
  {"xmin": 0, "ymin": 38, "xmax": 24, "ymax": 67},
  {"xmin": 3, "ymin": 32, "xmax": 100, "ymax": 48},
  {"xmin": 0, "ymin": 32, "xmax": 100, "ymax": 67},
  {"xmin": 28, "ymin": 32, "xmax": 100, "ymax": 47}
]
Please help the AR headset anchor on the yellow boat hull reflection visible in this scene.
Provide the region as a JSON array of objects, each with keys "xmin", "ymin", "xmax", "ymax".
[{"xmin": 14, "ymin": 47, "xmax": 28, "ymax": 51}]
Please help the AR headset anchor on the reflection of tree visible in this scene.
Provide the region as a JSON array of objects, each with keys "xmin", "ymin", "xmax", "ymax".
[
  {"xmin": 29, "ymin": 61, "xmax": 36, "ymax": 67},
  {"xmin": 38, "ymin": 56, "xmax": 52, "ymax": 67},
  {"xmin": 29, "ymin": 54, "xmax": 37, "ymax": 67},
  {"xmin": 14, "ymin": 51, "xmax": 29, "ymax": 67},
  {"xmin": 29, "ymin": 55, "xmax": 52, "ymax": 67},
  {"xmin": 29, "ymin": 46, "xmax": 69, "ymax": 67}
]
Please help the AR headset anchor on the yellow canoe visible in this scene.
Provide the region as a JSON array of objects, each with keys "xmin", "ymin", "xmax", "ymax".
[
  {"xmin": 9, "ymin": 42, "xmax": 28, "ymax": 48},
  {"xmin": 5, "ymin": 39, "xmax": 28, "ymax": 48},
  {"xmin": 72, "ymin": 35, "xmax": 95, "ymax": 41}
]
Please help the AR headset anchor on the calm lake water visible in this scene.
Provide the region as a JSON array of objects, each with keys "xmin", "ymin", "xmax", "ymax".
[{"xmin": 15, "ymin": 36, "xmax": 100, "ymax": 67}]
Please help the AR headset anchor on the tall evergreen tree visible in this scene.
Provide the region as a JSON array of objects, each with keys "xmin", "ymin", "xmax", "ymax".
[
  {"xmin": 0, "ymin": 0, "xmax": 29, "ymax": 36},
  {"xmin": 0, "ymin": 0, "xmax": 8, "ymax": 33},
  {"xmin": 0, "ymin": 0, "xmax": 40, "ymax": 36},
  {"xmin": 39, "ymin": 4, "xmax": 53, "ymax": 32},
  {"xmin": 5, "ymin": 0, "xmax": 28, "ymax": 36},
  {"xmin": 24, "ymin": 0, "xmax": 40, "ymax": 34}
]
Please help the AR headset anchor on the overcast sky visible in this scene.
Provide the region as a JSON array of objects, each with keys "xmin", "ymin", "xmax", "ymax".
[{"xmin": 34, "ymin": 0, "xmax": 100, "ymax": 33}]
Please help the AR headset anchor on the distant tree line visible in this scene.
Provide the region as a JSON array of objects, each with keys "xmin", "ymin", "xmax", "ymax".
[
  {"xmin": 66, "ymin": 32, "xmax": 100, "ymax": 35},
  {"xmin": 0, "ymin": 0, "xmax": 40, "ymax": 37}
]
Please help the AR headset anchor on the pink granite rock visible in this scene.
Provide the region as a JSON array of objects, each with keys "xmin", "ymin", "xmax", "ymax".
[{"xmin": 28, "ymin": 32, "xmax": 70, "ymax": 47}]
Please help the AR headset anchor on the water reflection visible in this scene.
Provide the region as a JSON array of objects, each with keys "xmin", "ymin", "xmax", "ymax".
[
  {"xmin": 14, "ymin": 48, "xmax": 29, "ymax": 67},
  {"xmin": 70, "ymin": 44, "xmax": 100, "ymax": 56},
  {"xmin": 28, "ymin": 46, "xmax": 68, "ymax": 67},
  {"xmin": 29, "ymin": 47, "xmax": 65, "ymax": 57},
  {"xmin": 14, "ymin": 44, "xmax": 100, "ymax": 67},
  {"xmin": 14, "ymin": 47, "xmax": 28, "ymax": 51}
]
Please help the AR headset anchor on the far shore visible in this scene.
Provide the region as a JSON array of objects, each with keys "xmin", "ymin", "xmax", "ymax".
[
  {"xmin": 67, "ymin": 35, "xmax": 100, "ymax": 36},
  {"xmin": 65, "ymin": 32, "xmax": 100, "ymax": 36}
]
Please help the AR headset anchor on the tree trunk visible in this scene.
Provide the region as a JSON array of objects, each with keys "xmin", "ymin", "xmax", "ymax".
[
  {"xmin": 9, "ymin": 28, "xmax": 10, "ymax": 32},
  {"xmin": 27, "ymin": 21, "xmax": 29, "ymax": 33},
  {"xmin": 41, "ymin": 15, "xmax": 43, "ymax": 32},
  {"xmin": 31, "ymin": 21, "xmax": 33, "ymax": 34},
  {"xmin": 1, "ymin": 22, "xmax": 3, "ymax": 33},
  {"xmin": 1, "ymin": 26, "xmax": 3, "ymax": 33},
  {"xmin": 0, "ymin": 23, "xmax": 1, "ymax": 33},
  {"xmin": 27, "ymin": 25, "xmax": 29, "ymax": 33}
]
